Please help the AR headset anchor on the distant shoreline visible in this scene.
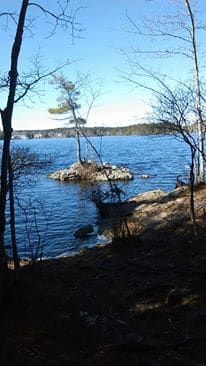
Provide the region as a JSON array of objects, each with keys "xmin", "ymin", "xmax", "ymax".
[{"xmin": 3, "ymin": 122, "xmax": 178, "ymax": 140}]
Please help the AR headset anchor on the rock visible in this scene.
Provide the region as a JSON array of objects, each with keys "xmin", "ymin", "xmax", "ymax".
[
  {"xmin": 49, "ymin": 161, "xmax": 133, "ymax": 183},
  {"xmin": 94, "ymin": 201, "xmax": 121, "ymax": 218},
  {"xmin": 74, "ymin": 225, "xmax": 94, "ymax": 238},
  {"xmin": 140, "ymin": 174, "xmax": 150, "ymax": 179}
]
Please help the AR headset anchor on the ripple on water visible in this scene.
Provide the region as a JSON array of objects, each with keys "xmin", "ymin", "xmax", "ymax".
[{"xmin": 4, "ymin": 135, "xmax": 191, "ymax": 257}]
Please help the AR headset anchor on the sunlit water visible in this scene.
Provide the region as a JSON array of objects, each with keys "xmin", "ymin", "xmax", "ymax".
[{"xmin": 3, "ymin": 135, "xmax": 190, "ymax": 258}]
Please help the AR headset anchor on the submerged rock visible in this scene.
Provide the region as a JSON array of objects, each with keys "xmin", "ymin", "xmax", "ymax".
[{"xmin": 49, "ymin": 161, "xmax": 133, "ymax": 183}]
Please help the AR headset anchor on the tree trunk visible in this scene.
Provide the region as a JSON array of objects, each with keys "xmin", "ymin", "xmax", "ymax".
[
  {"xmin": 75, "ymin": 127, "xmax": 82, "ymax": 164},
  {"xmin": 71, "ymin": 104, "xmax": 82, "ymax": 164},
  {"xmin": 8, "ymin": 154, "xmax": 20, "ymax": 270},
  {"xmin": 184, "ymin": 0, "xmax": 205, "ymax": 183},
  {"xmin": 190, "ymin": 147, "xmax": 197, "ymax": 236},
  {"xmin": 0, "ymin": 119, "xmax": 11, "ymax": 291},
  {"xmin": 197, "ymin": 131, "xmax": 204, "ymax": 183},
  {"xmin": 0, "ymin": 0, "xmax": 29, "ymax": 294}
]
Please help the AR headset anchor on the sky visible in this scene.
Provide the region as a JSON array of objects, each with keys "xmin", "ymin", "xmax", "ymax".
[{"xmin": 1, "ymin": 0, "xmax": 206, "ymax": 130}]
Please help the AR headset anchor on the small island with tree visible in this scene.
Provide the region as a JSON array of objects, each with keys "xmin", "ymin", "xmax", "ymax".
[{"xmin": 46, "ymin": 73, "xmax": 133, "ymax": 182}]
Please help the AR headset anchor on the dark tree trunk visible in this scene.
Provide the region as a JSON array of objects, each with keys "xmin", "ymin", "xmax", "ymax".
[
  {"xmin": 8, "ymin": 154, "xmax": 20, "ymax": 270},
  {"xmin": 190, "ymin": 147, "xmax": 197, "ymax": 236},
  {"xmin": 0, "ymin": 117, "xmax": 11, "ymax": 289},
  {"xmin": 75, "ymin": 127, "xmax": 82, "ymax": 164},
  {"xmin": 0, "ymin": 0, "xmax": 29, "ymax": 293}
]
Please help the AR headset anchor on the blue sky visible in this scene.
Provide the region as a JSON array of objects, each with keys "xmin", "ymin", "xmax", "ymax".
[{"xmin": 1, "ymin": 0, "xmax": 206, "ymax": 130}]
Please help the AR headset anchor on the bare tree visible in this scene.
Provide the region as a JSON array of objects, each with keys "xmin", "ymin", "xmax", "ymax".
[
  {"xmin": 124, "ymin": 0, "xmax": 206, "ymax": 183},
  {"xmin": 123, "ymin": 48, "xmax": 203, "ymax": 234},
  {"xmin": 184, "ymin": 0, "xmax": 205, "ymax": 183},
  {"xmin": 16, "ymin": 197, "xmax": 51, "ymax": 265},
  {"xmin": 0, "ymin": 0, "xmax": 28, "ymax": 287},
  {"xmin": 0, "ymin": 0, "xmax": 81, "ymax": 290},
  {"xmin": 153, "ymin": 85, "xmax": 198, "ymax": 235},
  {"xmin": 123, "ymin": 3, "xmax": 206, "ymax": 235},
  {"xmin": 7, "ymin": 146, "xmax": 53, "ymax": 269}
]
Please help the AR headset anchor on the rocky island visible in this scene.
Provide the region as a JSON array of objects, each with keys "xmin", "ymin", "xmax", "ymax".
[{"xmin": 48, "ymin": 160, "xmax": 133, "ymax": 182}]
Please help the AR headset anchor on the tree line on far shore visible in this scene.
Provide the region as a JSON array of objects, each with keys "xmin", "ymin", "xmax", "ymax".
[{"xmin": 0, "ymin": 121, "xmax": 194, "ymax": 140}]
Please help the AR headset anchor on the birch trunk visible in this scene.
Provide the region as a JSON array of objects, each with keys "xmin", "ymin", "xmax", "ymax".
[{"xmin": 184, "ymin": 0, "xmax": 205, "ymax": 183}]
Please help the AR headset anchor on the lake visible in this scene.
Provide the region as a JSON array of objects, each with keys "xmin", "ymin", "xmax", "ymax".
[{"xmin": 4, "ymin": 135, "xmax": 190, "ymax": 258}]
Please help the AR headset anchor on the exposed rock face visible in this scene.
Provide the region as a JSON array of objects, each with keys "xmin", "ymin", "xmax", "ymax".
[
  {"xmin": 128, "ymin": 189, "xmax": 167, "ymax": 204},
  {"xmin": 49, "ymin": 161, "xmax": 133, "ymax": 183},
  {"xmin": 95, "ymin": 189, "xmax": 169, "ymax": 219},
  {"xmin": 127, "ymin": 186, "xmax": 191, "ymax": 236},
  {"xmin": 98, "ymin": 185, "xmax": 203, "ymax": 239}
]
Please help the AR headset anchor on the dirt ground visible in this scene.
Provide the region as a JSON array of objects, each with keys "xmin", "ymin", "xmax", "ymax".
[{"xmin": 1, "ymin": 187, "xmax": 206, "ymax": 365}]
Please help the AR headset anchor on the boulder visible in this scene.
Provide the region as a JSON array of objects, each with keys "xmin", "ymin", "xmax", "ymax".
[{"xmin": 74, "ymin": 225, "xmax": 94, "ymax": 238}]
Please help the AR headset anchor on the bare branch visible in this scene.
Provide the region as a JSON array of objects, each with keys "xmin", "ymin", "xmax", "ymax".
[
  {"xmin": 0, "ymin": 12, "xmax": 17, "ymax": 26},
  {"xmin": 14, "ymin": 59, "xmax": 73, "ymax": 104},
  {"xmin": 126, "ymin": 9, "xmax": 192, "ymax": 44},
  {"xmin": 29, "ymin": 2, "xmax": 83, "ymax": 39},
  {"xmin": 128, "ymin": 45, "xmax": 192, "ymax": 60}
]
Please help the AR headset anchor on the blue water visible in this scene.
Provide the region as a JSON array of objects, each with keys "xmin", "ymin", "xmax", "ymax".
[{"xmin": 4, "ymin": 135, "xmax": 190, "ymax": 258}]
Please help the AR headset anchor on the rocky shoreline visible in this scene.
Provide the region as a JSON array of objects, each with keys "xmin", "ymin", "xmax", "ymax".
[
  {"xmin": 1, "ymin": 185, "xmax": 206, "ymax": 365},
  {"xmin": 96, "ymin": 185, "xmax": 206, "ymax": 241}
]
